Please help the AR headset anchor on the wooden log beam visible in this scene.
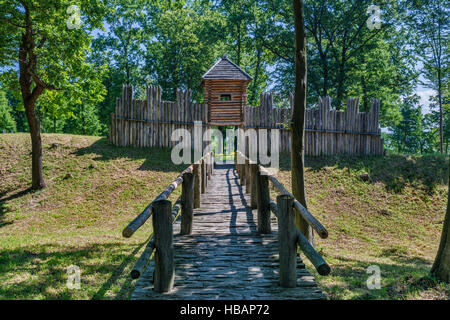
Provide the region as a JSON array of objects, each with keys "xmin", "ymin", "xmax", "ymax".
[
  {"xmin": 171, "ymin": 197, "xmax": 182, "ymax": 223},
  {"xmin": 122, "ymin": 165, "xmax": 193, "ymax": 238},
  {"xmin": 245, "ymin": 158, "xmax": 251, "ymax": 194},
  {"xmin": 296, "ymin": 229, "xmax": 331, "ymax": 276},
  {"xmin": 256, "ymin": 168, "xmax": 271, "ymax": 233},
  {"xmin": 130, "ymin": 239, "xmax": 155, "ymax": 279},
  {"xmin": 270, "ymin": 198, "xmax": 330, "ymax": 276},
  {"xmin": 193, "ymin": 163, "xmax": 201, "ymax": 209},
  {"xmin": 201, "ymin": 159, "xmax": 206, "ymax": 194},
  {"xmin": 268, "ymin": 174, "xmax": 328, "ymax": 239},
  {"xmin": 130, "ymin": 197, "xmax": 181, "ymax": 280},
  {"xmin": 153, "ymin": 199, "xmax": 174, "ymax": 293},
  {"xmin": 250, "ymin": 163, "xmax": 258, "ymax": 209},
  {"xmin": 269, "ymin": 200, "xmax": 278, "ymax": 217},
  {"xmin": 277, "ymin": 194, "xmax": 297, "ymax": 288},
  {"xmin": 181, "ymin": 172, "xmax": 194, "ymax": 235},
  {"xmin": 239, "ymin": 154, "xmax": 246, "ymax": 186}
]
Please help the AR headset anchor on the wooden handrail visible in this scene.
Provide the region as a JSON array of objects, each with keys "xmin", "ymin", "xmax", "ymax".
[
  {"xmin": 269, "ymin": 200, "xmax": 330, "ymax": 276},
  {"xmin": 129, "ymin": 152, "xmax": 212, "ymax": 280},
  {"xmin": 266, "ymin": 174, "xmax": 328, "ymax": 239},
  {"xmin": 130, "ymin": 196, "xmax": 182, "ymax": 279},
  {"xmin": 235, "ymin": 151, "xmax": 331, "ymax": 280},
  {"xmin": 122, "ymin": 153, "xmax": 211, "ymax": 238},
  {"xmin": 130, "ymin": 239, "xmax": 155, "ymax": 279},
  {"xmin": 236, "ymin": 151, "xmax": 328, "ymax": 239}
]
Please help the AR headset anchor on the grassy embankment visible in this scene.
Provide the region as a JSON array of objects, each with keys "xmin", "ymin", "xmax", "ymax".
[
  {"xmin": 0, "ymin": 133, "xmax": 186, "ymax": 299},
  {"xmin": 273, "ymin": 152, "xmax": 449, "ymax": 299},
  {"xmin": 0, "ymin": 133, "xmax": 448, "ymax": 299}
]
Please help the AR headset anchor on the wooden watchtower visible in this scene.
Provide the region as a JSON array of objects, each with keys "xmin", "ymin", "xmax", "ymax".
[{"xmin": 202, "ymin": 55, "xmax": 252, "ymax": 126}]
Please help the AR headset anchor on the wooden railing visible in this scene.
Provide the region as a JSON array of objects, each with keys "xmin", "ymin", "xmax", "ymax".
[
  {"xmin": 122, "ymin": 152, "xmax": 213, "ymax": 293},
  {"xmin": 235, "ymin": 151, "xmax": 331, "ymax": 287}
]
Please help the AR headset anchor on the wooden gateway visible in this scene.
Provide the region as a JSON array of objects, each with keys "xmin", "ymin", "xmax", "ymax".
[{"xmin": 202, "ymin": 55, "xmax": 252, "ymax": 126}]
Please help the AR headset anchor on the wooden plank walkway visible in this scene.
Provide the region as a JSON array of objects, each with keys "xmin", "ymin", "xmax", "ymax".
[{"xmin": 132, "ymin": 164, "xmax": 325, "ymax": 300}]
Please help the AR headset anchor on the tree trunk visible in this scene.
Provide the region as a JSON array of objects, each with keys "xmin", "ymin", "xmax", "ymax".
[
  {"xmin": 81, "ymin": 104, "xmax": 86, "ymax": 135},
  {"xmin": 24, "ymin": 102, "xmax": 46, "ymax": 190},
  {"xmin": 237, "ymin": 23, "xmax": 241, "ymax": 66},
  {"xmin": 438, "ymin": 69, "xmax": 443, "ymax": 154},
  {"xmin": 335, "ymin": 60, "xmax": 346, "ymax": 110},
  {"xmin": 250, "ymin": 46, "xmax": 262, "ymax": 105},
  {"xmin": 292, "ymin": 0, "xmax": 313, "ymax": 244},
  {"xmin": 431, "ymin": 160, "xmax": 450, "ymax": 282},
  {"xmin": 19, "ymin": 13, "xmax": 46, "ymax": 190},
  {"xmin": 361, "ymin": 56, "xmax": 368, "ymax": 112},
  {"xmin": 322, "ymin": 59, "xmax": 328, "ymax": 97}
]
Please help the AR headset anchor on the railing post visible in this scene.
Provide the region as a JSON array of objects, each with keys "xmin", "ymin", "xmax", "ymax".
[
  {"xmin": 181, "ymin": 172, "xmax": 194, "ymax": 235},
  {"xmin": 152, "ymin": 199, "xmax": 174, "ymax": 293},
  {"xmin": 193, "ymin": 163, "xmax": 201, "ymax": 209},
  {"xmin": 250, "ymin": 163, "xmax": 258, "ymax": 208},
  {"xmin": 208, "ymin": 153, "xmax": 212, "ymax": 179},
  {"xmin": 245, "ymin": 158, "xmax": 251, "ymax": 194},
  {"xmin": 256, "ymin": 168, "xmax": 271, "ymax": 234},
  {"xmin": 201, "ymin": 158, "xmax": 206, "ymax": 193},
  {"xmin": 237, "ymin": 152, "xmax": 243, "ymax": 184},
  {"xmin": 277, "ymin": 194, "xmax": 297, "ymax": 288}
]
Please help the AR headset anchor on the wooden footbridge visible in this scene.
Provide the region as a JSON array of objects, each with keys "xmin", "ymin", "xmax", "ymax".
[{"xmin": 122, "ymin": 152, "xmax": 331, "ymax": 300}]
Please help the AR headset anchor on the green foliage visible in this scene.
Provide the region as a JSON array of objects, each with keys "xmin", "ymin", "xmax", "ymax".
[
  {"xmin": 63, "ymin": 104, "xmax": 103, "ymax": 136},
  {"xmin": 386, "ymin": 95, "xmax": 442, "ymax": 154},
  {"xmin": 145, "ymin": 3, "xmax": 226, "ymax": 101},
  {"xmin": 255, "ymin": 0, "xmax": 416, "ymax": 126},
  {"xmin": 0, "ymin": 0, "xmax": 107, "ymax": 131},
  {"xmin": 0, "ymin": 90, "xmax": 16, "ymax": 132},
  {"xmin": 0, "ymin": 0, "xmax": 445, "ymax": 155},
  {"xmin": 403, "ymin": 0, "xmax": 449, "ymax": 152},
  {"xmin": 390, "ymin": 95, "xmax": 423, "ymax": 153}
]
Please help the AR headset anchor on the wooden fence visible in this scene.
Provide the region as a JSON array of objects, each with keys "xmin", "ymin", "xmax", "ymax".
[
  {"xmin": 109, "ymin": 85, "xmax": 210, "ymax": 149},
  {"xmin": 243, "ymin": 93, "xmax": 385, "ymax": 156},
  {"xmin": 109, "ymin": 85, "xmax": 385, "ymax": 156}
]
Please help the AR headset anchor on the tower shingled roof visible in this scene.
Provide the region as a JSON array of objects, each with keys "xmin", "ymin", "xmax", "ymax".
[{"xmin": 202, "ymin": 55, "xmax": 253, "ymax": 81}]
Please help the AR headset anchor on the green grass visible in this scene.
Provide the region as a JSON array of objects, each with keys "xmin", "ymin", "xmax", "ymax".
[
  {"xmin": 0, "ymin": 134, "xmax": 449, "ymax": 299},
  {"xmin": 0, "ymin": 133, "xmax": 186, "ymax": 299},
  {"xmin": 272, "ymin": 153, "xmax": 449, "ymax": 300}
]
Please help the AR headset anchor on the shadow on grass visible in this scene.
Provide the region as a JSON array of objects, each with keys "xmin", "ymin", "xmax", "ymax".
[
  {"xmin": 74, "ymin": 138, "xmax": 188, "ymax": 173},
  {"xmin": 0, "ymin": 240, "xmax": 150, "ymax": 300},
  {"xmin": 0, "ymin": 187, "xmax": 33, "ymax": 228},
  {"xmin": 316, "ymin": 253, "xmax": 449, "ymax": 300},
  {"xmin": 278, "ymin": 152, "xmax": 448, "ymax": 195}
]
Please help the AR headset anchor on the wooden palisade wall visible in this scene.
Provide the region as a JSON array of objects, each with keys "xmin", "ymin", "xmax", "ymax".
[
  {"xmin": 109, "ymin": 85, "xmax": 210, "ymax": 149},
  {"xmin": 109, "ymin": 85, "xmax": 384, "ymax": 156},
  {"xmin": 242, "ymin": 93, "xmax": 384, "ymax": 156}
]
